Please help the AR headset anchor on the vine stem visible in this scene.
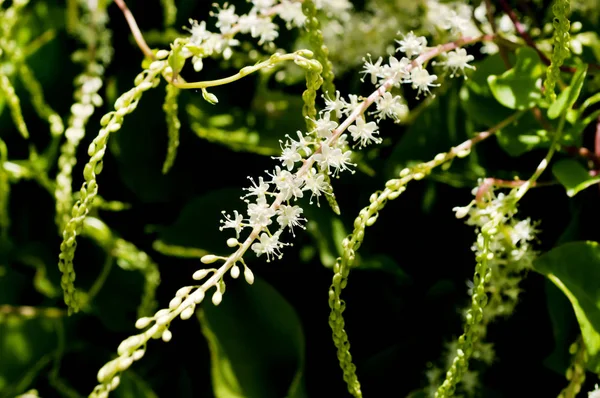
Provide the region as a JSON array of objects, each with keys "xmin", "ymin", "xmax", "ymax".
[
  {"xmin": 330, "ymin": 110, "xmax": 523, "ymax": 398},
  {"xmin": 113, "ymin": 0, "xmax": 156, "ymax": 60},
  {"xmin": 170, "ymin": 52, "xmax": 306, "ymax": 89}
]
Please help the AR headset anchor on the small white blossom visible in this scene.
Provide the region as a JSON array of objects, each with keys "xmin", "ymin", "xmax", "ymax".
[
  {"xmin": 274, "ymin": 140, "xmax": 302, "ymax": 171},
  {"xmin": 247, "ymin": 201, "xmax": 275, "ymax": 228},
  {"xmin": 373, "ymin": 92, "xmax": 406, "ymax": 122},
  {"xmin": 343, "ymin": 94, "xmax": 361, "ymax": 115},
  {"xmin": 242, "ymin": 176, "xmax": 270, "ymax": 203},
  {"xmin": 252, "ymin": 0, "xmax": 276, "ymax": 12},
  {"xmin": 286, "ymin": 131, "xmax": 313, "ymax": 156},
  {"xmin": 239, "ymin": 13, "xmax": 279, "ymax": 44},
  {"xmin": 322, "ymin": 91, "xmax": 346, "ymax": 119},
  {"xmin": 311, "ymin": 112, "xmax": 338, "ymax": 139},
  {"xmin": 589, "ymin": 384, "xmax": 600, "ymax": 398},
  {"xmin": 511, "ymin": 219, "xmax": 536, "ymax": 246},
  {"xmin": 278, "ymin": 0, "xmax": 306, "ymax": 28},
  {"xmin": 437, "ymin": 48, "xmax": 475, "ymax": 78},
  {"xmin": 214, "ymin": 5, "xmax": 239, "ymax": 34},
  {"xmin": 302, "ymin": 168, "xmax": 330, "ymax": 205},
  {"xmin": 251, "ymin": 232, "xmax": 286, "ymax": 261},
  {"xmin": 348, "ymin": 117, "xmax": 382, "ymax": 148},
  {"xmin": 276, "ymin": 205, "xmax": 306, "ymax": 235},
  {"xmin": 186, "ymin": 20, "xmax": 211, "ymax": 45},
  {"xmin": 313, "ymin": 142, "xmax": 354, "ymax": 177},
  {"xmin": 361, "ymin": 55, "xmax": 383, "ymax": 85},
  {"xmin": 220, "ymin": 210, "xmax": 245, "ymax": 238},
  {"xmin": 409, "ymin": 67, "xmax": 439, "ymax": 98},
  {"xmin": 268, "ymin": 166, "xmax": 304, "ymax": 201},
  {"xmin": 314, "ymin": 0, "xmax": 352, "ymax": 18},
  {"xmin": 396, "ymin": 32, "xmax": 427, "ymax": 58},
  {"xmin": 381, "ymin": 56, "xmax": 411, "ymax": 86}
]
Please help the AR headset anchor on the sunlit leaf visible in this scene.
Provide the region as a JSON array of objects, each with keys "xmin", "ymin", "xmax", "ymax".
[
  {"xmin": 199, "ymin": 277, "xmax": 306, "ymax": 398},
  {"xmin": 534, "ymin": 241, "xmax": 600, "ymax": 372}
]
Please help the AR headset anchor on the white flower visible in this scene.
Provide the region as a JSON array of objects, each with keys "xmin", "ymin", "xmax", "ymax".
[
  {"xmin": 396, "ymin": 32, "xmax": 427, "ymax": 58},
  {"xmin": 243, "ymin": 176, "xmax": 270, "ymax": 203},
  {"xmin": 313, "ymin": 142, "xmax": 354, "ymax": 177},
  {"xmin": 240, "ymin": 13, "xmax": 279, "ymax": 44},
  {"xmin": 302, "ymin": 168, "xmax": 330, "ymax": 205},
  {"xmin": 251, "ymin": 232, "xmax": 286, "ymax": 261},
  {"xmin": 268, "ymin": 166, "xmax": 304, "ymax": 201},
  {"xmin": 274, "ymin": 140, "xmax": 302, "ymax": 171},
  {"xmin": 381, "ymin": 56, "xmax": 411, "ymax": 86},
  {"xmin": 220, "ymin": 210, "xmax": 245, "ymax": 238},
  {"xmin": 373, "ymin": 92, "xmax": 406, "ymax": 122},
  {"xmin": 409, "ymin": 67, "xmax": 439, "ymax": 98},
  {"xmin": 252, "ymin": 0, "xmax": 276, "ymax": 12},
  {"xmin": 511, "ymin": 219, "xmax": 536, "ymax": 246},
  {"xmin": 247, "ymin": 201, "xmax": 275, "ymax": 228},
  {"xmin": 360, "ymin": 54, "xmax": 383, "ymax": 85},
  {"xmin": 278, "ymin": 0, "xmax": 306, "ymax": 28},
  {"xmin": 348, "ymin": 117, "xmax": 382, "ymax": 148},
  {"xmin": 437, "ymin": 48, "xmax": 475, "ymax": 78},
  {"xmin": 322, "ymin": 91, "xmax": 346, "ymax": 119},
  {"xmin": 276, "ymin": 205, "xmax": 306, "ymax": 235},
  {"xmin": 311, "ymin": 112, "xmax": 338, "ymax": 139},
  {"xmin": 588, "ymin": 384, "xmax": 600, "ymax": 398},
  {"xmin": 315, "ymin": 0, "xmax": 352, "ymax": 18},
  {"xmin": 286, "ymin": 131, "xmax": 313, "ymax": 156},
  {"xmin": 214, "ymin": 5, "xmax": 239, "ymax": 33},
  {"xmin": 343, "ymin": 94, "xmax": 361, "ymax": 115},
  {"xmin": 186, "ymin": 20, "xmax": 211, "ymax": 45}
]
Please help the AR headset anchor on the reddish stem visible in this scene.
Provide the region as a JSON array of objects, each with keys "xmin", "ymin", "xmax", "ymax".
[{"xmin": 114, "ymin": 0, "xmax": 156, "ymax": 60}]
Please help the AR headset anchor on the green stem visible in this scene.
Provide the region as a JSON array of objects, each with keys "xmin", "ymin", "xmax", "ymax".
[{"xmin": 170, "ymin": 52, "xmax": 312, "ymax": 89}]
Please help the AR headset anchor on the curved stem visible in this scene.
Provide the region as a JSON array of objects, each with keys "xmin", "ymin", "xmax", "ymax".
[{"xmin": 114, "ymin": 0, "xmax": 156, "ymax": 60}]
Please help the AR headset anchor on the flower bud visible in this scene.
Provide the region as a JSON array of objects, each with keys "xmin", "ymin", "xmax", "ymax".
[
  {"xmin": 212, "ymin": 290, "xmax": 223, "ymax": 306},
  {"xmin": 244, "ymin": 267, "xmax": 254, "ymax": 285},
  {"xmin": 162, "ymin": 329, "xmax": 172, "ymax": 342},
  {"xmin": 201, "ymin": 254, "xmax": 219, "ymax": 264}
]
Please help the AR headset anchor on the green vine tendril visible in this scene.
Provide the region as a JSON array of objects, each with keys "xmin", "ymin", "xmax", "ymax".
[
  {"xmin": 162, "ymin": 84, "xmax": 181, "ymax": 174},
  {"xmin": 544, "ymin": 0, "xmax": 571, "ymax": 102},
  {"xmin": 328, "ymin": 113, "xmax": 521, "ymax": 397},
  {"xmin": 0, "ymin": 138, "xmax": 9, "ymax": 239},
  {"xmin": 57, "ymin": 62, "xmax": 165, "ymax": 314},
  {"xmin": 435, "ymin": 222, "xmax": 497, "ymax": 397},
  {"xmin": 301, "ymin": 0, "xmax": 336, "ymax": 100}
]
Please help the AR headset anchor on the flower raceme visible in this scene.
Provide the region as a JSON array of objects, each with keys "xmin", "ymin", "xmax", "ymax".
[
  {"xmin": 90, "ymin": 12, "xmax": 482, "ymax": 395},
  {"xmin": 218, "ymin": 31, "xmax": 478, "ymax": 261}
]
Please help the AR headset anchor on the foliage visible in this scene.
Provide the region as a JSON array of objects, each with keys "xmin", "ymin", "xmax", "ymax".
[{"xmin": 2, "ymin": 0, "xmax": 600, "ymax": 397}]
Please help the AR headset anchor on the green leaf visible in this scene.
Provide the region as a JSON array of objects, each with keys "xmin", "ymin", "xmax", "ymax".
[
  {"xmin": 552, "ymin": 158, "xmax": 600, "ymax": 197},
  {"xmin": 0, "ymin": 316, "xmax": 57, "ymax": 394},
  {"xmin": 460, "ymin": 52, "xmax": 516, "ymax": 127},
  {"xmin": 487, "ymin": 47, "xmax": 544, "ymax": 110},
  {"xmin": 548, "ymin": 64, "xmax": 588, "ymax": 119},
  {"xmin": 199, "ymin": 277, "xmax": 306, "ymax": 398},
  {"xmin": 534, "ymin": 241, "xmax": 600, "ymax": 372},
  {"xmin": 495, "ymin": 112, "xmax": 550, "ymax": 157}
]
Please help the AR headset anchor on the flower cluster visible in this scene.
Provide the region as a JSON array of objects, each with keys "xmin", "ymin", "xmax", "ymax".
[
  {"xmin": 217, "ymin": 30, "xmax": 478, "ymax": 261},
  {"xmin": 182, "ymin": 0, "xmax": 350, "ymax": 71},
  {"xmin": 453, "ymin": 182, "xmax": 539, "ymax": 319}
]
